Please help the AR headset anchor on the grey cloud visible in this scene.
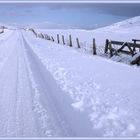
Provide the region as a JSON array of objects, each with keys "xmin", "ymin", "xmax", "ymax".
[
  {"xmin": 45, "ymin": 3, "xmax": 140, "ymax": 17},
  {"xmin": 0, "ymin": 3, "xmax": 140, "ymax": 17},
  {"xmin": 19, "ymin": 3, "xmax": 140, "ymax": 17}
]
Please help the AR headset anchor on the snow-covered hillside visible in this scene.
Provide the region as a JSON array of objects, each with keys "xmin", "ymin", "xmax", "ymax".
[
  {"xmin": 28, "ymin": 21, "xmax": 71, "ymax": 29},
  {"xmin": 0, "ymin": 16, "xmax": 139, "ymax": 137},
  {"xmin": 36, "ymin": 16, "xmax": 140, "ymax": 59},
  {"xmin": 34, "ymin": 16, "xmax": 140, "ymax": 64},
  {"xmin": 97, "ymin": 16, "xmax": 140, "ymax": 33}
]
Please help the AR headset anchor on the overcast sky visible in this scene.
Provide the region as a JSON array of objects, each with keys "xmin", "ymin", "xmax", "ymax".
[{"xmin": 0, "ymin": 3, "xmax": 140, "ymax": 29}]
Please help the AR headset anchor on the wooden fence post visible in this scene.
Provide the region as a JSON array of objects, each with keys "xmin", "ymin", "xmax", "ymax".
[
  {"xmin": 109, "ymin": 42, "xmax": 113, "ymax": 57},
  {"xmin": 69, "ymin": 35, "xmax": 72, "ymax": 47},
  {"xmin": 57, "ymin": 34, "xmax": 60, "ymax": 44},
  {"xmin": 76, "ymin": 38, "xmax": 80, "ymax": 48},
  {"xmin": 51, "ymin": 36, "xmax": 55, "ymax": 42},
  {"xmin": 133, "ymin": 40, "xmax": 136, "ymax": 52},
  {"xmin": 93, "ymin": 38, "xmax": 97, "ymax": 55},
  {"xmin": 35, "ymin": 32, "xmax": 37, "ymax": 38},
  {"xmin": 47, "ymin": 35, "xmax": 50, "ymax": 40},
  {"xmin": 105, "ymin": 39, "xmax": 109, "ymax": 53},
  {"xmin": 45, "ymin": 34, "xmax": 48, "ymax": 40},
  {"xmin": 62, "ymin": 35, "xmax": 65, "ymax": 45},
  {"xmin": 41, "ymin": 33, "xmax": 44, "ymax": 39}
]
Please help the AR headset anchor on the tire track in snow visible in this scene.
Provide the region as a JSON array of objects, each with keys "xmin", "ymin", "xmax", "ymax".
[
  {"xmin": 14, "ymin": 32, "xmax": 39, "ymax": 137},
  {"xmin": 22, "ymin": 32, "xmax": 96, "ymax": 137},
  {"xmin": 0, "ymin": 32, "xmax": 21, "ymax": 136},
  {"xmin": 0, "ymin": 31, "xmax": 40, "ymax": 136},
  {"xmin": 22, "ymin": 34, "xmax": 74, "ymax": 137},
  {"xmin": 19, "ymin": 32, "xmax": 55, "ymax": 137}
]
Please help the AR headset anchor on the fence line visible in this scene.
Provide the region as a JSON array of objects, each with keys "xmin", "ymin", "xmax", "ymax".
[
  {"xmin": 29, "ymin": 28, "xmax": 140, "ymax": 65},
  {"xmin": 29, "ymin": 28, "xmax": 102, "ymax": 56}
]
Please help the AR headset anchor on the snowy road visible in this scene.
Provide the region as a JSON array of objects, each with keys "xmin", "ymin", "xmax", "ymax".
[
  {"xmin": 0, "ymin": 30, "xmax": 96, "ymax": 137},
  {"xmin": 0, "ymin": 29, "xmax": 140, "ymax": 137}
]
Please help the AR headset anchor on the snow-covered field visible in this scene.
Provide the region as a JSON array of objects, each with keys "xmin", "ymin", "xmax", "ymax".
[
  {"xmin": 0, "ymin": 16, "xmax": 140, "ymax": 137},
  {"xmin": 36, "ymin": 16, "xmax": 140, "ymax": 63}
]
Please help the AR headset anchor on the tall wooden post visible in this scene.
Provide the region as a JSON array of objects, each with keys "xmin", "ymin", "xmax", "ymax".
[
  {"xmin": 133, "ymin": 40, "xmax": 136, "ymax": 52},
  {"xmin": 105, "ymin": 39, "xmax": 109, "ymax": 53},
  {"xmin": 48, "ymin": 36, "xmax": 51, "ymax": 40},
  {"xmin": 76, "ymin": 38, "xmax": 80, "ymax": 48},
  {"xmin": 57, "ymin": 34, "xmax": 60, "ymax": 44},
  {"xmin": 93, "ymin": 38, "xmax": 97, "ymax": 55},
  {"xmin": 109, "ymin": 42, "xmax": 113, "ymax": 57},
  {"xmin": 62, "ymin": 35, "xmax": 65, "ymax": 45},
  {"xmin": 43, "ymin": 33, "xmax": 45, "ymax": 39},
  {"xmin": 69, "ymin": 35, "xmax": 72, "ymax": 47},
  {"xmin": 51, "ymin": 36, "xmax": 55, "ymax": 42}
]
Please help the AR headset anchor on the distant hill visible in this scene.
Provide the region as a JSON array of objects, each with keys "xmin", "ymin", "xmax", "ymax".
[
  {"xmin": 26, "ymin": 21, "xmax": 72, "ymax": 29},
  {"xmin": 95, "ymin": 16, "xmax": 140, "ymax": 33}
]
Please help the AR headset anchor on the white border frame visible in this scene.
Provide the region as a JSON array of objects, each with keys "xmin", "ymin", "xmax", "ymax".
[{"xmin": 0, "ymin": 0, "xmax": 140, "ymax": 139}]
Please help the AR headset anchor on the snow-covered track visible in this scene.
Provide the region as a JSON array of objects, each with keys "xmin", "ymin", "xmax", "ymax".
[
  {"xmin": 22, "ymin": 32, "xmax": 96, "ymax": 137},
  {"xmin": 0, "ymin": 30, "xmax": 97, "ymax": 137},
  {"xmin": 0, "ymin": 29, "xmax": 140, "ymax": 137}
]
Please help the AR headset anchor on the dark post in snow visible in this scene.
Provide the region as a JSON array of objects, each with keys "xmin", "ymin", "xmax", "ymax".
[
  {"xmin": 105, "ymin": 39, "xmax": 109, "ymax": 53},
  {"xmin": 51, "ymin": 36, "xmax": 55, "ymax": 42},
  {"xmin": 41, "ymin": 33, "xmax": 44, "ymax": 39},
  {"xmin": 109, "ymin": 42, "xmax": 113, "ymax": 57},
  {"xmin": 62, "ymin": 35, "xmax": 65, "ymax": 45},
  {"xmin": 57, "ymin": 34, "xmax": 60, "ymax": 44},
  {"xmin": 69, "ymin": 35, "xmax": 72, "ymax": 47},
  {"xmin": 93, "ymin": 38, "xmax": 97, "ymax": 55},
  {"xmin": 48, "ymin": 35, "xmax": 51, "ymax": 40},
  {"xmin": 76, "ymin": 37, "xmax": 80, "ymax": 48}
]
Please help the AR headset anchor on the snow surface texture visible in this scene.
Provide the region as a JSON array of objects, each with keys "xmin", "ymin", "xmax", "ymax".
[
  {"xmin": 0, "ymin": 16, "xmax": 140, "ymax": 137},
  {"xmin": 24, "ymin": 30, "xmax": 140, "ymax": 137}
]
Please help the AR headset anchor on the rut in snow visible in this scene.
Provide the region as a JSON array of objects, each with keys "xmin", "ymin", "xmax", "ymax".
[{"xmin": 0, "ymin": 30, "xmax": 96, "ymax": 137}]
